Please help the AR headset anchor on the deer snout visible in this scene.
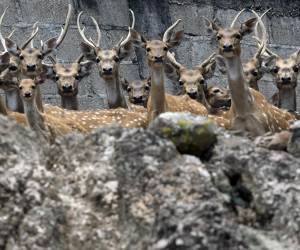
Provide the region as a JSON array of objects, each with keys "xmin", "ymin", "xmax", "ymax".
[
  {"xmin": 27, "ymin": 64, "xmax": 36, "ymax": 72},
  {"xmin": 187, "ymin": 91, "xmax": 198, "ymax": 99},
  {"xmin": 132, "ymin": 96, "xmax": 143, "ymax": 104},
  {"xmin": 223, "ymin": 44, "xmax": 233, "ymax": 52},
  {"xmin": 281, "ymin": 76, "xmax": 292, "ymax": 84},
  {"xmin": 102, "ymin": 67, "xmax": 113, "ymax": 75},
  {"xmin": 154, "ymin": 56, "xmax": 164, "ymax": 63},
  {"xmin": 62, "ymin": 84, "xmax": 73, "ymax": 93},
  {"xmin": 24, "ymin": 92, "xmax": 32, "ymax": 98}
]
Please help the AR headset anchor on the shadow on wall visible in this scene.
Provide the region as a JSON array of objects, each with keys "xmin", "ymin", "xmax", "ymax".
[{"xmin": 71, "ymin": 0, "xmax": 98, "ymax": 11}]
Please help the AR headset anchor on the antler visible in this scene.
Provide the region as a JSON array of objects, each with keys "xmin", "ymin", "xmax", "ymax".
[
  {"xmin": 166, "ymin": 51, "xmax": 182, "ymax": 69},
  {"xmin": 47, "ymin": 55, "xmax": 57, "ymax": 64},
  {"xmin": 30, "ymin": 22, "xmax": 39, "ymax": 48},
  {"xmin": 21, "ymin": 25, "xmax": 39, "ymax": 50},
  {"xmin": 54, "ymin": 3, "xmax": 72, "ymax": 49},
  {"xmin": 230, "ymin": 8, "xmax": 246, "ymax": 28},
  {"xmin": 75, "ymin": 54, "xmax": 85, "ymax": 64},
  {"xmin": 77, "ymin": 11, "xmax": 101, "ymax": 48},
  {"xmin": 198, "ymin": 52, "xmax": 216, "ymax": 69},
  {"xmin": 163, "ymin": 19, "xmax": 182, "ymax": 42},
  {"xmin": 118, "ymin": 9, "xmax": 136, "ymax": 48},
  {"xmin": 0, "ymin": 7, "xmax": 9, "ymax": 52}
]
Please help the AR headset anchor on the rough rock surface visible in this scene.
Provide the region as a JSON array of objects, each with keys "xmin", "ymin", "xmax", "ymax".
[{"xmin": 0, "ymin": 114, "xmax": 300, "ymax": 249}]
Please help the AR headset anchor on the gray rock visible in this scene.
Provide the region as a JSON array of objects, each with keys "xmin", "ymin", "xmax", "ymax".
[
  {"xmin": 149, "ymin": 112, "xmax": 217, "ymax": 159},
  {"xmin": 287, "ymin": 120, "xmax": 300, "ymax": 157}
]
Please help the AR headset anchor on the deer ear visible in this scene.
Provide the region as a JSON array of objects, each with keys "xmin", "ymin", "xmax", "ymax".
[
  {"xmin": 203, "ymin": 17, "xmax": 220, "ymax": 34},
  {"xmin": 202, "ymin": 60, "xmax": 216, "ymax": 79},
  {"xmin": 215, "ymin": 55, "xmax": 227, "ymax": 75},
  {"xmin": 79, "ymin": 61, "xmax": 93, "ymax": 77},
  {"xmin": 129, "ymin": 29, "xmax": 147, "ymax": 48},
  {"xmin": 80, "ymin": 42, "xmax": 97, "ymax": 61},
  {"xmin": 5, "ymin": 38, "xmax": 20, "ymax": 57},
  {"xmin": 166, "ymin": 30, "xmax": 184, "ymax": 48},
  {"xmin": 41, "ymin": 37, "xmax": 58, "ymax": 56},
  {"xmin": 0, "ymin": 52, "xmax": 10, "ymax": 64},
  {"xmin": 240, "ymin": 18, "xmax": 257, "ymax": 36}
]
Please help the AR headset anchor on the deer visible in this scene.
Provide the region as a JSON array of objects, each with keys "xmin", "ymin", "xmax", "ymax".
[
  {"xmin": 127, "ymin": 19, "xmax": 213, "ymax": 123},
  {"xmin": 121, "ymin": 77, "xmax": 151, "ymax": 107},
  {"xmin": 204, "ymin": 9, "xmax": 295, "ymax": 136},
  {"xmin": 45, "ymin": 55, "xmax": 93, "ymax": 110},
  {"xmin": 206, "ymin": 86, "xmax": 231, "ymax": 114},
  {"xmin": 164, "ymin": 51, "xmax": 216, "ymax": 113},
  {"xmin": 18, "ymin": 78, "xmax": 75, "ymax": 142},
  {"xmin": 78, "ymin": 9, "xmax": 139, "ymax": 110},
  {"xmin": 259, "ymin": 42, "xmax": 300, "ymax": 112},
  {"xmin": 4, "ymin": 3, "xmax": 72, "ymax": 113}
]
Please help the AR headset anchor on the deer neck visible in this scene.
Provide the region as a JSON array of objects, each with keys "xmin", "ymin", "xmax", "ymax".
[
  {"xmin": 224, "ymin": 56, "xmax": 253, "ymax": 116},
  {"xmin": 4, "ymin": 89, "xmax": 24, "ymax": 113},
  {"xmin": 23, "ymin": 97, "xmax": 46, "ymax": 133},
  {"xmin": 0, "ymin": 97, "xmax": 8, "ymax": 115},
  {"xmin": 149, "ymin": 66, "xmax": 167, "ymax": 115},
  {"xmin": 278, "ymin": 88, "xmax": 296, "ymax": 111},
  {"xmin": 103, "ymin": 70, "xmax": 128, "ymax": 109},
  {"xmin": 61, "ymin": 95, "xmax": 79, "ymax": 110}
]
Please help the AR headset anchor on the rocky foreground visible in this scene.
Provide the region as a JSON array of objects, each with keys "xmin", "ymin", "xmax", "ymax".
[{"xmin": 0, "ymin": 113, "xmax": 300, "ymax": 250}]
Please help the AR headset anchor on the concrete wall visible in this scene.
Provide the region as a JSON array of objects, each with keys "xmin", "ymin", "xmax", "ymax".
[{"xmin": 1, "ymin": 0, "xmax": 300, "ymax": 110}]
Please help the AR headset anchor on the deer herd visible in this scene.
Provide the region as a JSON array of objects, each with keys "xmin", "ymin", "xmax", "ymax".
[{"xmin": 0, "ymin": 4, "xmax": 298, "ymax": 142}]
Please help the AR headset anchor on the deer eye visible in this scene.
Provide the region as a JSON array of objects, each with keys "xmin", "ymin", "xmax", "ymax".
[
  {"xmin": 217, "ymin": 35, "xmax": 221, "ymax": 40},
  {"xmin": 55, "ymin": 75, "xmax": 60, "ymax": 81},
  {"xmin": 75, "ymin": 74, "xmax": 80, "ymax": 80},
  {"xmin": 235, "ymin": 33, "xmax": 242, "ymax": 40},
  {"xmin": 19, "ymin": 86, "xmax": 23, "ymax": 90},
  {"xmin": 144, "ymin": 85, "xmax": 150, "ymax": 91},
  {"xmin": 114, "ymin": 57, "xmax": 120, "ymax": 62},
  {"xmin": 179, "ymin": 80, "xmax": 184, "ymax": 86},
  {"xmin": 251, "ymin": 70, "xmax": 258, "ymax": 76},
  {"xmin": 19, "ymin": 55, "xmax": 24, "ymax": 60},
  {"xmin": 96, "ymin": 58, "xmax": 100, "ymax": 63},
  {"xmin": 37, "ymin": 54, "xmax": 43, "ymax": 59},
  {"xmin": 146, "ymin": 47, "xmax": 151, "ymax": 52},
  {"xmin": 213, "ymin": 89, "xmax": 220, "ymax": 93},
  {"xmin": 163, "ymin": 47, "xmax": 168, "ymax": 51},
  {"xmin": 199, "ymin": 79, "xmax": 205, "ymax": 85},
  {"xmin": 293, "ymin": 66, "xmax": 299, "ymax": 72},
  {"xmin": 127, "ymin": 87, "xmax": 132, "ymax": 92},
  {"xmin": 31, "ymin": 85, "xmax": 36, "ymax": 89},
  {"xmin": 273, "ymin": 67, "xmax": 279, "ymax": 74}
]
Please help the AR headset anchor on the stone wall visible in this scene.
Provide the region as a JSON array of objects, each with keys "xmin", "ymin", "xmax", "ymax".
[{"xmin": 1, "ymin": 0, "xmax": 300, "ymax": 110}]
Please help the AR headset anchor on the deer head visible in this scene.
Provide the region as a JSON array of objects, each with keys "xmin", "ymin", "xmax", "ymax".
[
  {"xmin": 78, "ymin": 10, "xmax": 136, "ymax": 80},
  {"xmin": 4, "ymin": 4, "xmax": 72, "ymax": 77},
  {"xmin": 129, "ymin": 19, "xmax": 184, "ymax": 68},
  {"xmin": 165, "ymin": 51, "xmax": 216, "ymax": 100},
  {"xmin": 46, "ymin": 55, "xmax": 93, "ymax": 97},
  {"xmin": 206, "ymin": 86, "xmax": 231, "ymax": 109},
  {"xmin": 18, "ymin": 78, "xmax": 40, "ymax": 102},
  {"xmin": 204, "ymin": 9, "xmax": 257, "ymax": 58},
  {"xmin": 122, "ymin": 77, "xmax": 151, "ymax": 106}
]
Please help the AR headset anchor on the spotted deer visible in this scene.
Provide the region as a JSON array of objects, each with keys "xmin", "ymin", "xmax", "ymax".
[
  {"xmin": 45, "ymin": 55, "xmax": 93, "ymax": 110},
  {"xmin": 129, "ymin": 19, "xmax": 211, "ymax": 123},
  {"xmin": 4, "ymin": 4, "xmax": 72, "ymax": 113},
  {"xmin": 204, "ymin": 9, "xmax": 295, "ymax": 136},
  {"xmin": 78, "ymin": 9, "xmax": 137, "ymax": 109},
  {"xmin": 165, "ymin": 51, "xmax": 216, "ymax": 112},
  {"xmin": 18, "ymin": 78, "xmax": 75, "ymax": 142},
  {"xmin": 121, "ymin": 77, "xmax": 151, "ymax": 107}
]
